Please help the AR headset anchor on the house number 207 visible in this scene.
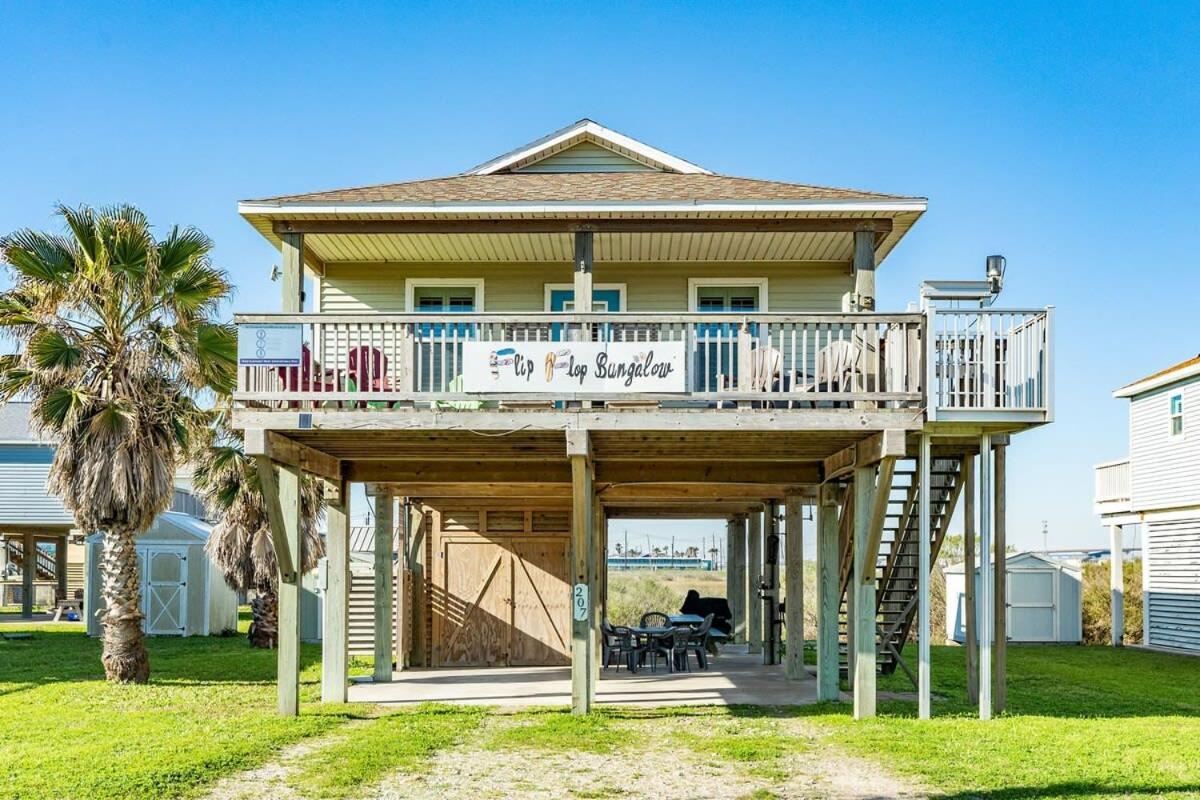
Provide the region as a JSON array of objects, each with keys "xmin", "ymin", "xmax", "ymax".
[{"xmin": 573, "ymin": 583, "xmax": 589, "ymax": 621}]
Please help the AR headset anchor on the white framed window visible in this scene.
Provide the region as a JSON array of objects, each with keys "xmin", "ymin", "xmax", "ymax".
[
  {"xmin": 404, "ymin": 278, "xmax": 485, "ymax": 312},
  {"xmin": 1169, "ymin": 393, "xmax": 1184, "ymax": 438},
  {"xmin": 542, "ymin": 283, "xmax": 627, "ymax": 311},
  {"xmin": 687, "ymin": 278, "xmax": 769, "ymax": 312}
]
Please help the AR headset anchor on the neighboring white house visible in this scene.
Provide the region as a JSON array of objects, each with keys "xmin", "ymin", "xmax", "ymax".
[
  {"xmin": 85, "ymin": 512, "xmax": 238, "ymax": 637},
  {"xmin": 1095, "ymin": 354, "xmax": 1200, "ymax": 654},
  {"xmin": 946, "ymin": 552, "xmax": 1082, "ymax": 644}
]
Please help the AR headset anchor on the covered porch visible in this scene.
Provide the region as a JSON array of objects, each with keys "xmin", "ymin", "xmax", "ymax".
[{"xmin": 348, "ymin": 644, "xmax": 830, "ymax": 708}]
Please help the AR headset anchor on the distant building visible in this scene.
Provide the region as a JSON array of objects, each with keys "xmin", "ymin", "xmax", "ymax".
[{"xmin": 1095, "ymin": 355, "xmax": 1200, "ymax": 653}]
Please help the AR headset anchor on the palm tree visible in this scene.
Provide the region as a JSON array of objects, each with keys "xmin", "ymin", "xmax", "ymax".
[
  {"xmin": 191, "ymin": 409, "xmax": 325, "ymax": 648},
  {"xmin": 0, "ymin": 204, "xmax": 235, "ymax": 682}
]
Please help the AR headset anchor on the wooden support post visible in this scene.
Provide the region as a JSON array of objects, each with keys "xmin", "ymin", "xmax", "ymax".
[
  {"xmin": 568, "ymin": 430, "xmax": 595, "ymax": 714},
  {"xmin": 276, "ymin": 464, "xmax": 302, "ymax": 716},
  {"xmin": 409, "ymin": 505, "xmax": 428, "ymax": 667},
  {"xmin": 280, "ymin": 232, "xmax": 304, "ymax": 313},
  {"xmin": 852, "ymin": 466, "xmax": 877, "ymax": 719},
  {"xmin": 372, "ymin": 487, "xmax": 394, "ymax": 683},
  {"xmin": 918, "ymin": 433, "xmax": 932, "ymax": 720},
  {"xmin": 748, "ymin": 509, "xmax": 763, "ymax": 655},
  {"xmin": 55, "ymin": 534, "xmax": 68, "ymax": 603},
  {"xmin": 816, "ymin": 486, "xmax": 841, "ymax": 700},
  {"xmin": 763, "ymin": 500, "xmax": 781, "ymax": 665},
  {"xmin": 785, "ymin": 493, "xmax": 806, "ymax": 680},
  {"xmin": 591, "ymin": 498, "xmax": 605, "ymax": 703},
  {"xmin": 394, "ymin": 496, "xmax": 406, "ymax": 673},
  {"xmin": 993, "ymin": 442, "xmax": 1007, "ymax": 714},
  {"xmin": 321, "ymin": 479, "xmax": 350, "ymax": 702},
  {"xmin": 21, "ymin": 531, "xmax": 34, "ymax": 619},
  {"xmin": 1110, "ymin": 525, "xmax": 1124, "ymax": 647},
  {"xmin": 978, "ymin": 433, "xmax": 994, "ymax": 721},
  {"xmin": 727, "ymin": 515, "xmax": 747, "ymax": 644},
  {"xmin": 852, "ymin": 230, "xmax": 876, "ymax": 311},
  {"xmin": 963, "ymin": 455, "xmax": 979, "ymax": 704},
  {"xmin": 573, "ymin": 231, "xmax": 593, "ymax": 313}
]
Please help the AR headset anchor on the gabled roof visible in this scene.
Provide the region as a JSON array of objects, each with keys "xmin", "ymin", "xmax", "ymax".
[
  {"xmin": 1114, "ymin": 354, "xmax": 1200, "ymax": 398},
  {"xmin": 467, "ymin": 118, "xmax": 712, "ymax": 175}
]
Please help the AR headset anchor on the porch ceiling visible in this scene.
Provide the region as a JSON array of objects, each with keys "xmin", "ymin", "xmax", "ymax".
[{"xmin": 241, "ymin": 209, "xmax": 922, "ymax": 266}]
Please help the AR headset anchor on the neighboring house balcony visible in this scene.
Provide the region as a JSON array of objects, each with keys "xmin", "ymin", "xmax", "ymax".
[
  {"xmin": 233, "ymin": 305, "xmax": 1052, "ymax": 429},
  {"xmin": 1094, "ymin": 457, "xmax": 1132, "ymax": 516}
]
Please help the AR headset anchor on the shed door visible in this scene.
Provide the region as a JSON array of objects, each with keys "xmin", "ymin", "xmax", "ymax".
[
  {"xmin": 438, "ymin": 540, "xmax": 511, "ymax": 666},
  {"xmin": 1006, "ymin": 569, "xmax": 1056, "ymax": 642},
  {"xmin": 143, "ymin": 547, "xmax": 188, "ymax": 636},
  {"xmin": 510, "ymin": 539, "xmax": 570, "ymax": 666}
]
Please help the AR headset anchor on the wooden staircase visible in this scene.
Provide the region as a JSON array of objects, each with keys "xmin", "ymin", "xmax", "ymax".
[
  {"xmin": 3, "ymin": 539, "xmax": 56, "ymax": 581},
  {"xmin": 837, "ymin": 455, "xmax": 964, "ymax": 682}
]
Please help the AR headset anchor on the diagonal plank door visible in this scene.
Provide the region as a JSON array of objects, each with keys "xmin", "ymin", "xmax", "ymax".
[
  {"xmin": 439, "ymin": 540, "xmax": 511, "ymax": 666},
  {"xmin": 510, "ymin": 538, "xmax": 571, "ymax": 666}
]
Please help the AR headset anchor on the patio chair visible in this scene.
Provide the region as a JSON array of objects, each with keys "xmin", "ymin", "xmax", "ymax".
[
  {"xmin": 274, "ymin": 344, "xmax": 336, "ymax": 409},
  {"xmin": 644, "ymin": 627, "xmax": 691, "ymax": 673},
  {"xmin": 601, "ymin": 620, "xmax": 637, "ymax": 672},
  {"xmin": 683, "ymin": 613, "xmax": 715, "ymax": 670},
  {"xmin": 793, "ymin": 340, "xmax": 863, "ymax": 407},
  {"xmin": 346, "ymin": 346, "xmax": 395, "ymax": 408},
  {"xmin": 639, "ymin": 611, "xmax": 670, "ymax": 628}
]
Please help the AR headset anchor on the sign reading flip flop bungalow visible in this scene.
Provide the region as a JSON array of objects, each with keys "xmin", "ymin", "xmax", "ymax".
[{"xmin": 462, "ymin": 341, "xmax": 687, "ymax": 393}]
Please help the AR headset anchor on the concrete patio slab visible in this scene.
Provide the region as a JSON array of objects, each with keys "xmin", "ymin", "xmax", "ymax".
[{"xmin": 349, "ymin": 645, "xmax": 832, "ymax": 707}]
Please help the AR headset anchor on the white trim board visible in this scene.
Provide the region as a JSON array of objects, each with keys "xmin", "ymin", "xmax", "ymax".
[
  {"xmin": 465, "ymin": 119, "xmax": 712, "ymax": 176},
  {"xmin": 542, "ymin": 283, "xmax": 628, "ymax": 311},
  {"xmin": 404, "ymin": 278, "xmax": 486, "ymax": 312},
  {"xmin": 240, "ymin": 199, "xmax": 928, "ymax": 216},
  {"xmin": 687, "ymin": 278, "xmax": 769, "ymax": 312}
]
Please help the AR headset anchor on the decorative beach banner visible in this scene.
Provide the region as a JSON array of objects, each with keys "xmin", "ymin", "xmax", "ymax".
[
  {"xmin": 462, "ymin": 341, "xmax": 687, "ymax": 393},
  {"xmin": 237, "ymin": 323, "xmax": 303, "ymax": 366}
]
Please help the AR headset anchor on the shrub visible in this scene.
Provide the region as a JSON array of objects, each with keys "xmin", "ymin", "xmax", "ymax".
[{"xmin": 1081, "ymin": 558, "xmax": 1142, "ymax": 644}]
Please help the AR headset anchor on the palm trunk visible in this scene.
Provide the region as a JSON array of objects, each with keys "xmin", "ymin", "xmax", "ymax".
[
  {"xmin": 249, "ymin": 586, "xmax": 278, "ymax": 649},
  {"xmin": 99, "ymin": 526, "xmax": 150, "ymax": 683}
]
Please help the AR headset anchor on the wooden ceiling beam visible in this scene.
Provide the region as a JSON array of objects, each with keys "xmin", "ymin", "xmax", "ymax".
[
  {"xmin": 243, "ymin": 429, "xmax": 342, "ymax": 483},
  {"xmin": 597, "ymin": 461, "xmax": 819, "ymax": 485},
  {"xmin": 273, "ymin": 218, "xmax": 893, "ymax": 236}
]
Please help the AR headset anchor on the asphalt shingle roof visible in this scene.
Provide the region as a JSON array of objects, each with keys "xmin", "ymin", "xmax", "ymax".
[{"xmin": 246, "ymin": 172, "xmax": 921, "ymax": 206}]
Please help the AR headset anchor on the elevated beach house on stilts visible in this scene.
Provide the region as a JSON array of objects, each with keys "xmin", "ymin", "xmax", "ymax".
[
  {"xmin": 1095, "ymin": 355, "xmax": 1200, "ymax": 654},
  {"xmin": 233, "ymin": 120, "xmax": 1054, "ymax": 719}
]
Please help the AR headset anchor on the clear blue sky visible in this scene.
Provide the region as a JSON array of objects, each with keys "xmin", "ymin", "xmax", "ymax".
[{"xmin": 3, "ymin": 2, "xmax": 1198, "ymax": 553}]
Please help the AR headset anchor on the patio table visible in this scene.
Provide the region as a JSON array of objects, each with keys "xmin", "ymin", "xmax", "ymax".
[{"xmin": 667, "ymin": 614, "xmax": 706, "ymax": 626}]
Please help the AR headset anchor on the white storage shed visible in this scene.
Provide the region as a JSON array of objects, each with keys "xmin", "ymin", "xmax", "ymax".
[
  {"xmin": 85, "ymin": 512, "xmax": 238, "ymax": 637},
  {"xmin": 946, "ymin": 551, "xmax": 1082, "ymax": 644}
]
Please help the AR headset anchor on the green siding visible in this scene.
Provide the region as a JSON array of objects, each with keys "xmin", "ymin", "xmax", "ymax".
[
  {"xmin": 318, "ymin": 262, "xmax": 851, "ymax": 313},
  {"xmin": 514, "ymin": 141, "xmax": 657, "ymax": 173}
]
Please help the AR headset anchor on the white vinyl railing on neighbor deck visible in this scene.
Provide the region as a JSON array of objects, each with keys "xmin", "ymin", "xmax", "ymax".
[
  {"xmin": 234, "ymin": 308, "xmax": 1053, "ymax": 419},
  {"xmin": 1094, "ymin": 459, "xmax": 1131, "ymax": 505}
]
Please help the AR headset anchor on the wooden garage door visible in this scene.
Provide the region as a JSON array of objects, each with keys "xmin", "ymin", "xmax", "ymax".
[
  {"xmin": 435, "ymin": 536, "xmax": 570, "ymax": 667},
  {"xmin": 439, "ymin": 540, "xmax": 511, "ymax": 666},
  {"xmin": 510, "ymin": 539, "xmax": 570, "ymax": 666}
]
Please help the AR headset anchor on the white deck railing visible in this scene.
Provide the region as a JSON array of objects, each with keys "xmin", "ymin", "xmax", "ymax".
[
  {"xmin": 234, "ymin": 308, "xmax": 1053, "ymax": 419},
  {"xmin": 1095, "ymin": 458, "xmax": 1132, "ymax": 505},
  {"xmin": 927, "ymin": 307, "xmax": 1053, "ymax": 419}
]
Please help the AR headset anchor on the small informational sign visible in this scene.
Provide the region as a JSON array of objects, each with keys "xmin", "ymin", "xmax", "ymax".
[
  {"xmin": 463, "ymin": 341, "xmax": 687, "ymax": 393},
  {"xmin": 237, "ymin": 323, "xmax": 303, "ymax": 366},
  {"xmin": 573, "ymin": 583, "xmax": 589, "ymax": 622}
]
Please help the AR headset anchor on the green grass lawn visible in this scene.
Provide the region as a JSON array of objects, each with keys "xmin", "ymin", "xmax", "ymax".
[
  {"xmin": 0, "ymin": 622, "xmax": 365, "ymax": 800},
  {"xmin": 1, "ymin": 616, "xmax": 1197, "ymax": 800},
  {"xmin": 804, "ymin": 644, "xmax": 1200, "ymax": 799}
]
